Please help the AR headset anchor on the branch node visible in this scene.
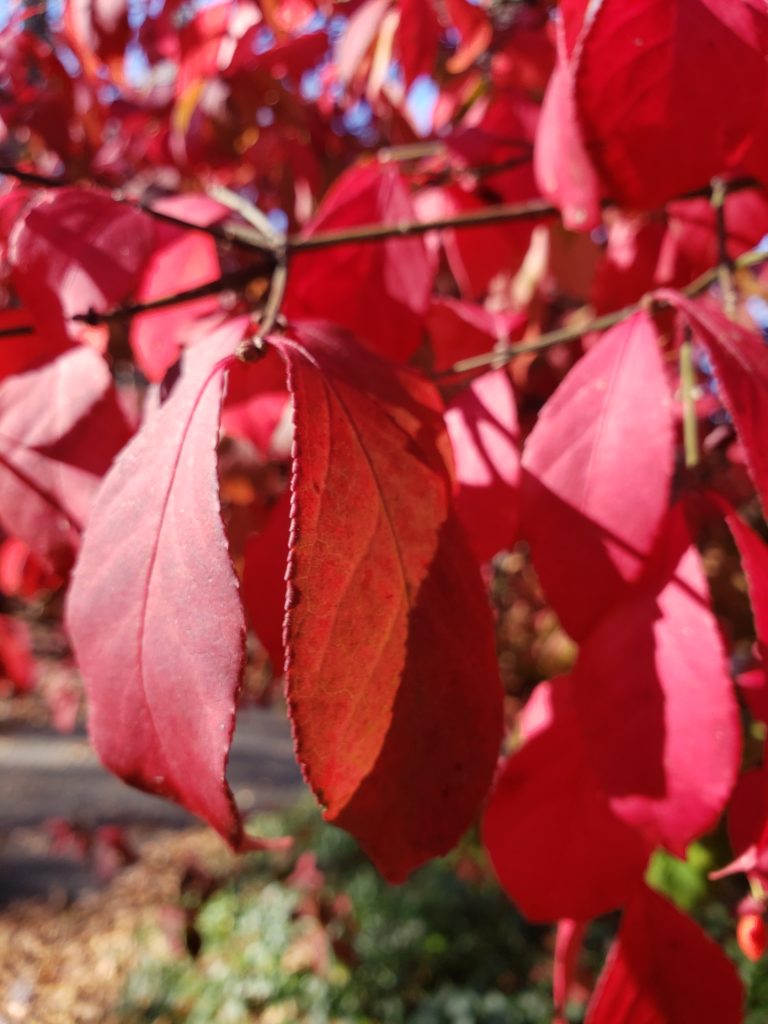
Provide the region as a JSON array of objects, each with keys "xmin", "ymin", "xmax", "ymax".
[{"xmin": 236, "ymin": 335, "xmax": 269, "ymax": 363}]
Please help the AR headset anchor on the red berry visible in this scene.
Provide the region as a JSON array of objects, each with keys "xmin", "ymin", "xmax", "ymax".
[{"xmin": 737, "ymin": 913, "xmax": 767, "ymax": 962}]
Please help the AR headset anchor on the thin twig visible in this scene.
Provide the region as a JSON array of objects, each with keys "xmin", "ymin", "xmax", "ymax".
[
  {"xmin": 437, "ymin": 244, "xmax": 768, "ymax": 379},
  {"xmin": 237, "ymin": 249, "xmax": 289, "ymax": 361},
  {"xmin": 72, "ymin": 261, "xmax": 272, "ymax": 326},
  {"xmin": 286, "ymin": 197, "xmax": 559, "ymax": 252},
  {"xmin": 679, "ymin": 330, "xmax": 700, "ymax": 468},
  {"xmin": 287, "ymin": 176, "xmax": 761, "ymax": 254},
  {"xmin": 0, "ymin": 324, "xmax": 34, "ymax": 339},
  {"xmin": 711, "ymin": 176, "xmax": 737, "ymax": 318}
]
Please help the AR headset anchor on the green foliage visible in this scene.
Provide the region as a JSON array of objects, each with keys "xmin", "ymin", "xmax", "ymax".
[
  {"xmin": 645, "ymin": 844, "xmax": 714, "ymax": 912},
  {"xmin": 119, "ymin": 803, "xmax": 766, "ymax": 1023},
  {"xmin": 118, "ymin": 803, "xmax": 575, "ymax": 1024}
]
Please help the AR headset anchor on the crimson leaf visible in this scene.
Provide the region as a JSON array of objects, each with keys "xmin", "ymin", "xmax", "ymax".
[{"xmin": 273, "ymin": 321, "xmax": 503, "ymax": 881}]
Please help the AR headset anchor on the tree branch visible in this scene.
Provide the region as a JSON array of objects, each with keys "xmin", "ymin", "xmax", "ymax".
[
  {"xmin": 286, "ymin": 176, "xmax": 760, "ymax": 253},
  {"xmin": 0, "ymin": 162, "xmax": 761, "ymax": 259}
]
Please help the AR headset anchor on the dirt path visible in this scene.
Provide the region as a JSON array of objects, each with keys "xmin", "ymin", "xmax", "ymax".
[
  {"xmin": 0, "ymin": 705, "xmax": 304, "ymax": 1022},
  {"xmin": 0, "ymin": 706, "xmax": 303, "ymax": 903}
]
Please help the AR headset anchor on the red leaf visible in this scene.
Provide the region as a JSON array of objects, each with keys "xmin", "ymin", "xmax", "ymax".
[
  {"xmin": 0, "ymin": 615, "xmax": 35, "ymax": 694},
  {"xmin": 9, "ymin": 189, "xmax": 156, "ymax": 349},
  {"xmin": 534, "ymin": 24, "xmax": 601, "ymax": 231},
  {"xmin": 737, "ymin": 667, "xmax": 768, "ymax": 725},
  {"xmin": 222, "ymin": 346, "xmax": 290, "ymax": 460},
  {"xmin": 419, "ymin": 186, "xmax": 538, "ymax": 300},
  {"xmin": 573, "ymin": 511, "xmax": 741, "ymax": 855},
  {"xmin": 586, "ymin": 886, "xmax": 743, "ymax": 1024},
  {"xmin": 396, "ymin": 0, "xmax": 441, "ymax": 85},
  {"xmin": 0, "ymin": 310, "xmax": 65, "ymax": 381},
  {"xmin": 724, "ymin": 510, "xmax": 768, "ymax": 667},
  {"xmin": 242, "ymin": 489, "xmax": 290, "ymax": 674},
  {"xmin": 130, "ymin": 195, "xmax": 227, "ymax": 382},
  {"xmin": 0, "ymin": 347, "xmax": 132, "ymax": 567},
  {"xmin": 658, "ymin": 190, "xmax": 768, "ymax": 286},
  {"xmin": 521, "ymin": 311, "xmax": 674, "ymax": 640},
  {"xmin": 426, "ymin": 297, "xmax": 525, "ymax": 373},
  {"xmin": 273, "ymin": 322, "xmax": 503, "ymax": 880},
  {"xmin": 66, "ymin": 321, "xmax": 277, "ymax": 851},
  {"xmin": 482, "ymin": 677, "xmax": 650, "ymax": 923},
  {"xmin": 554, "ymin": 919, "xmax": 588, "ymax": 1022},
  {"xmin": 572, "ymin": 0, "xmax": 768, "ymax": 209},
  {"xmin": 726, "ymin": 768, "xmax": 768, "ymax": 879},
  {"xmin": 0, "ymin": 538, "xmax": 59, "ymax": 598},
  {"xmin": 285, "ymin": 164, "xmax": 435, "ymax": 363},
  {"xmin": 444, "ymin": 369, "xmax": 520, "ymax": 562},
  {"xmin": 662, "ymin": 293, "xmax": 768, "ymax": 515}
]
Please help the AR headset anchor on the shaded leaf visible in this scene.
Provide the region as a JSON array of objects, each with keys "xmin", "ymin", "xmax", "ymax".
[
  {"xmin": 483, "ymin": 676, "xmax": 650, "ymax": 923},
  {"xmin": 573, "ymin": 510, "xmax": 741, "ymax": 855},
  {"xmin": 242, "ymin": 488, "xmax": 290, "ymax": 675},
  {"xmin": 0, "ymin": 347, "xmax": 132, "ymax": 567},
  {"xmin": 586, "ymin": 885, "xmax": 743, "ymax": 1024}
]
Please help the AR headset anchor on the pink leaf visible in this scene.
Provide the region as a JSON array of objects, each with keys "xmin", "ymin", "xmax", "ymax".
[
  {"xmin": 9, "ymin": 189, "xmax": 156, "ymax": 349},
  {"xmin": 482, "ymin": 677, "xmax": 650, "ymax": 923},
  {"xmin": 130, "ymin": 195, "xmax": 227, "ymax": 382},
  {"xmin": 0, "ymin": 347, "xmax": 132, "ymax": 567},
  {"xmin": 335, "ymin": 0, "xmax": 389, "ymax": 83},
  {"xmin": 444, "ymin": 369, "xmax": 520, "ymax": 562},
  {"xmin": 586, "ymin": 886, "xmax": 743, "ymax": 1024},
  {"xmin": 534, "ymin": 23, "xmax": 601, "ymax": 231},
  {"xmin": 66, "ymin": 321, "xmax": 277, "ymax": 851},
  {"xmin": 273, "ymin": 322, "xmax": 503, "ymax": 880},
  {"xmin": 521, "ymin": 311, "xmax": 674, "ymax": 640}
]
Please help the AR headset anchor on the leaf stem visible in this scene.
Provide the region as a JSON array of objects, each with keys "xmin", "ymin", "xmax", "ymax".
[
  {"xmin": 679, "ymin": 332, "xmax": 700, "ymax": 468},
  {"xmin": 711, "ymin": 176, "xmax": 737, "ymax": 318}
]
